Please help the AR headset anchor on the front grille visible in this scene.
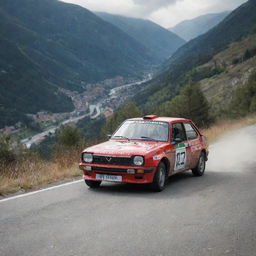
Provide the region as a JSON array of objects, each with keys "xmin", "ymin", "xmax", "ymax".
[
  {"xmin": 93, "ymin": 155, "xmax": 132, "ymax": 166},
  {"xmin": 92, "ymin": 166, "xmax": 127, "ymax": 173}
]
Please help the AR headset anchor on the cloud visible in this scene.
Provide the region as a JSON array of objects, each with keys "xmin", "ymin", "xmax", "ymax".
[
  {"xmin": 60, "ymin": 0, "xmax": 247, "ymax": 28},
  {"xmin": 149, "ymin": 0, "xmax": 247, "ymax": 27},
  {"xmin": 60, "ymin": 0, "xmax": 183, "ymax": 18},
  {"xmin": 132, "ymin": 0, "xmax": 183, "ymax": 15},
  {"xmin": 60, "ymin": 0, "xmax": 135, "ymax": 17},
  {"xmin": 133, "ymin": 0, "xmax": 181, "ymax": 10}
]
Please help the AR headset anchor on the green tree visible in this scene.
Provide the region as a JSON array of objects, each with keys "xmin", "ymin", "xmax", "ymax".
[
  {"xmin": 158, "ymin": 83, "xmax": 211, "ymax": 127},
  {"xmin": 229, "ymin": 72, "xmax": 256, "ymax": 117},
  {"xmin": 0, "ymin": 135, "xmax": 16, "ymax": 165},
  {"xmin": 55, "ymin": 125, "xmax": 83, "ymax": 149},
  {"xmin": 243, "ymin": 49, "xmax": 252, "ymax": 61},
  {"xmin": 51, "ymin": 125, "xmax": 85, "ymax": 168}
]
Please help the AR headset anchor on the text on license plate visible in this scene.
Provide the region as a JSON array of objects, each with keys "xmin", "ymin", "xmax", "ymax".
[{"xmin": 96, "ymin": 174, "xmax": 122, "ymax": 182}]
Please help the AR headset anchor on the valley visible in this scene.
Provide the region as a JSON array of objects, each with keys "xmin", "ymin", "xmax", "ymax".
[
  {"xmin": 0, "ymin": 0, "xmax": 161, "ymax": 130},
  {"xmin": 18, "ymin": 73, "xmax": 152, "ymax": 148}
]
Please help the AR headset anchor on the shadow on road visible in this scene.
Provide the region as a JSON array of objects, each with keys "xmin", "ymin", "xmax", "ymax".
[{"xmin": 87, "ymin": 169, "xmax": 236, "ymax": 199}]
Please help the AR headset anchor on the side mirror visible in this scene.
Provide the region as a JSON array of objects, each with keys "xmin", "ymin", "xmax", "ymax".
[
  {"xmin": 108, "ymin": 134, "xmax": 112, "ymax": 139},
  {"xmin": 171, "ymin": 138, "xmax": 182, "ymax": 145}
]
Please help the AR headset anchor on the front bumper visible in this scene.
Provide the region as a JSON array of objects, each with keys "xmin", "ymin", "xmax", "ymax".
[{"xmin": 79, "ymin": 163, "xmax": 155, "ymax": 184}]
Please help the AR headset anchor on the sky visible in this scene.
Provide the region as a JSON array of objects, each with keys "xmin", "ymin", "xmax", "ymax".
[{"xmin": 60, "ymin": 0, "xmax": 247, "ymax": 28}]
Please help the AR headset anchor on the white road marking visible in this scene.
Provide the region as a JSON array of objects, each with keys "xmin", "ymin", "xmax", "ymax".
[{"xmin": 0, "ymin": 179, "xmax": 83, "ymax": 203}]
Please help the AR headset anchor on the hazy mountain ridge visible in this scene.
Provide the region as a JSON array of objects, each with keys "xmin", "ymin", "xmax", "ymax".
[
  {"xmin": 96, "ymin": 12, "xmax": 185, "ymax": 62},
  {"xmin": 169, "ymin": 11, "xmax": 230, "ymax": 41},
  {"xmin": 0, "ymin": 0, "xmax": 158, "ymax": 128},
  {"xmin": 1, "ymin": 0, "xmax": 157, "ymax": 82},
  {"xmin": 134, "ymin": 0, "xmax": 256, "ymax": 112}
]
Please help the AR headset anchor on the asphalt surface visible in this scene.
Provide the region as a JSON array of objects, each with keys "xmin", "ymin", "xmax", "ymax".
[{"xmin": 0, "ymin": 125, "xmax": 256, "ymax": 256}]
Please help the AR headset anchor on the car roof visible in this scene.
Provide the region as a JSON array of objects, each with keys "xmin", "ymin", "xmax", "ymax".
[{"xmin": 128, "ymin": 117, "xmax": 191, "ymax": 123}]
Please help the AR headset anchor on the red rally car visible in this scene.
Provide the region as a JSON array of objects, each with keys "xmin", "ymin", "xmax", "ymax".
[{"xmin": 79, "ymin": 115, "xmax": 209, "ymax": 191}]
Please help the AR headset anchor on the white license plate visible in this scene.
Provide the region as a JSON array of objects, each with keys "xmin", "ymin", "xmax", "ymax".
[{"xmin": 96, "ymin": 174, "xmax": 122, "ymax": 182}]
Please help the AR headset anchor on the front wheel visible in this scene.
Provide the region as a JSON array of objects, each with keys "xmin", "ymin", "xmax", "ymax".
[
  {"xmin": 151, "ymin": 162, "xmax": 167, "ymax": 192},
  {"xmin": 85, "ymin": 180, "xmax": 102, "ymax": 188},
  {"xmin": 192, "ymin": 152, "xmax": 206, "ymax": 176}
]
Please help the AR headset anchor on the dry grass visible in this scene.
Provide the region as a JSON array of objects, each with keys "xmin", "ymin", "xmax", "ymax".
[
  {"xmin": 1, "ymin": 116, "xmax": 256, "ymax": 196},
  {"xmin": 0, "ymin": 149, "xmax": 81, "ymax": 195},
  {"xmin": 201, "ymin": 115, "xmax": 256, "ymax": 144}
]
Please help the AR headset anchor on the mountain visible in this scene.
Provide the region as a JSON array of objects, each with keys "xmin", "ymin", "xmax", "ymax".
[
  {"xmin": 169, "ymin": 11, "xmax": 230, "ymax": 41},
  {"xmin": 198, "ymin": 34, "xmax": 256, "ymax": 116},
  {"xmin": 134, "ymin": 0, "xmax": 256, "ymax": 112},
  {"xmin": 96, "ymin": 12, "xmax": 185, "ymax": 62},
  {"xmin": 0, "ymin": 0, "xmax": 158, "ymax": 128}
]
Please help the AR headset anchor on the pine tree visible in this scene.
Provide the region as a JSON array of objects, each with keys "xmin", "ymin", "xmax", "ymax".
[
  {"xmin": 0, "ymin": 135, "xmax": 16, "ymax": 165},
  {"xmin": 181, "ymin": 83, "xmax": 211, "ymax": 127},
  {"xmin": 158, "ymin": 83, "xmax": 211, "ymax": 127},
  {"xmin": 229, "ymin": 72, "xmax": 256, "ymax": 117},
  {"xmin": 55, "ymin": 125, "xmax": 82, "ymax": 148}
]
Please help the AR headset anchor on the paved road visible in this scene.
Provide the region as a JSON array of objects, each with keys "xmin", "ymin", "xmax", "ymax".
[
  {"xmin": 1, "ymin": 126, "xmax": 256, "ymax": 256},
  {"xmin": 21, "ymin": 113, "xmax": 89, "ymax": 149}
]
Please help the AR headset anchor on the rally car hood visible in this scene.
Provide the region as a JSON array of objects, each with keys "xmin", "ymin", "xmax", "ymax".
[{"xmin": 84, "ymin": 140, "xmax": 164, "ymax": 156}]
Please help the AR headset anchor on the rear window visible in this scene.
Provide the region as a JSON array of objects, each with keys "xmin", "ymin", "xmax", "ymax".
[{"xmin": 184, "ymin": 123, "xmax": 198, "ymax": 140}]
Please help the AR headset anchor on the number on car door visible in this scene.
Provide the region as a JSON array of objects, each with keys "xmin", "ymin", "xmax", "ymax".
[{"xmin": 171, "ymin": 122, "xmax": 190, "ymax": 172}]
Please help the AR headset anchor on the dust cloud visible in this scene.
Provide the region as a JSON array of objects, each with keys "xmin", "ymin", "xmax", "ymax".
[{"xmin": 206, "ymin": 125, "xmax": 256, "ymax": 172}]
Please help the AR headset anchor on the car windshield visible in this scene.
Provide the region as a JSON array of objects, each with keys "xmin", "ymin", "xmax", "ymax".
[{"xmin": 112, "ymin": 120, "xmax": 169, "ymax": 142}]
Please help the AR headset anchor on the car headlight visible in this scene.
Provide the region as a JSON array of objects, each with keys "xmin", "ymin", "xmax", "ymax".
[
  {"xmin": 133, "ymin": 156, "xmax": 144, "ymax": 166},
  {"xmin": 83, "ymin": 153, "xmax": 93, "ymax": 163}
]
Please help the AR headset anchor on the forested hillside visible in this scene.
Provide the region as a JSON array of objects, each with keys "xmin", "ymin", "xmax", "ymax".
[
  {"xmin": 97, "ymin": 12, "xmax": 185, "ymax": 62},
  {"xmin": 134, "ymin": 0, "xmax": 256, "ymax": 113},
  {"xmin": 156, "ymin": 34, "xmax": 256, "ymax": 123},
  {"xmin": 0, "ymin": 0, "xmax": 157, "ymax": 128},
  {"xmin": 198, "ymin": 34, "xmax": 256, "ymax": 116}
]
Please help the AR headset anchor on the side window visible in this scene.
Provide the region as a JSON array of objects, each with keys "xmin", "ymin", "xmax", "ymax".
[
  {"xmin": 184, "ymin": 123, "xmax": 198, "ymax": 140},
  {"xmin": 172, "ymin": 123, "xmax": 187, "ymax": 142}
]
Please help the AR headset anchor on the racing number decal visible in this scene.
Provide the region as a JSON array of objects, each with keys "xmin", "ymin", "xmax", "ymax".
[{"xmin": 174, "ymin": 147, "xmax": 186, "ymax": 171}]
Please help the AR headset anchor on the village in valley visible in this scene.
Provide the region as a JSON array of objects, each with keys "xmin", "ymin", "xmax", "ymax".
[{"xmin": 1, "ymin": 74, "xmax": 152, "ymax": 148}]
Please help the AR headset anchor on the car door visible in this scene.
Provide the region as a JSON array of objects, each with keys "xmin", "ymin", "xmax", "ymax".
[
  {"xmin": 170, "ymin": 122, "xmax": 191, "ymax": 174},
  {"xmin": 183, "ymin": 122, "xmax": 201, "ymax": 169}
]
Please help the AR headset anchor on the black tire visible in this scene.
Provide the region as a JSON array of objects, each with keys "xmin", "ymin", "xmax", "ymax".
[
  {"xmin": 85, "ymin": 180, "xmax": 102, "ymax": 188},
  {"xmin": 192, "ymin": 152, "xmax": 206, "ymax": 176},
  {"xmin": 151, "ymin": 162, "xmax": 167, "ymax": 192}
]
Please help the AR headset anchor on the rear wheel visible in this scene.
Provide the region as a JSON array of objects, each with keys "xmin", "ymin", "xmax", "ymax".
[
  {"xmin": 192, "ymin": 152, "xmax": 206, "ymax": 176},
  {"xmin": 151, "ymin": 162, "xmax": 167, "ymax": 192},
  {"xmin": 85, "ymin": 180, "xmax": 102, "ymax": 188}
]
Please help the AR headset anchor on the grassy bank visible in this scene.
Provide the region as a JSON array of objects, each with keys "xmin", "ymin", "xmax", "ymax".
[
  {"xmin": 201, "ymin": 115, "xmax": 256, "ymax": 144},
  {"xmin": 0, "ymin": 116, "xmax": 256, "ymax": 196},
  {"xmin": 0, "ymin": 150, "xmax": 81, "ymax": 195}
]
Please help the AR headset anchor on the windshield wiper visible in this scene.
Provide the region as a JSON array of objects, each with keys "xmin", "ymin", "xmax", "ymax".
[
  {"xmin": 140, "ymin": 136, "xmax": 157, "ymax": 141},
  {"xmin": 112, "ymin": 135, "xmax": 130, "ymax": 141}
]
